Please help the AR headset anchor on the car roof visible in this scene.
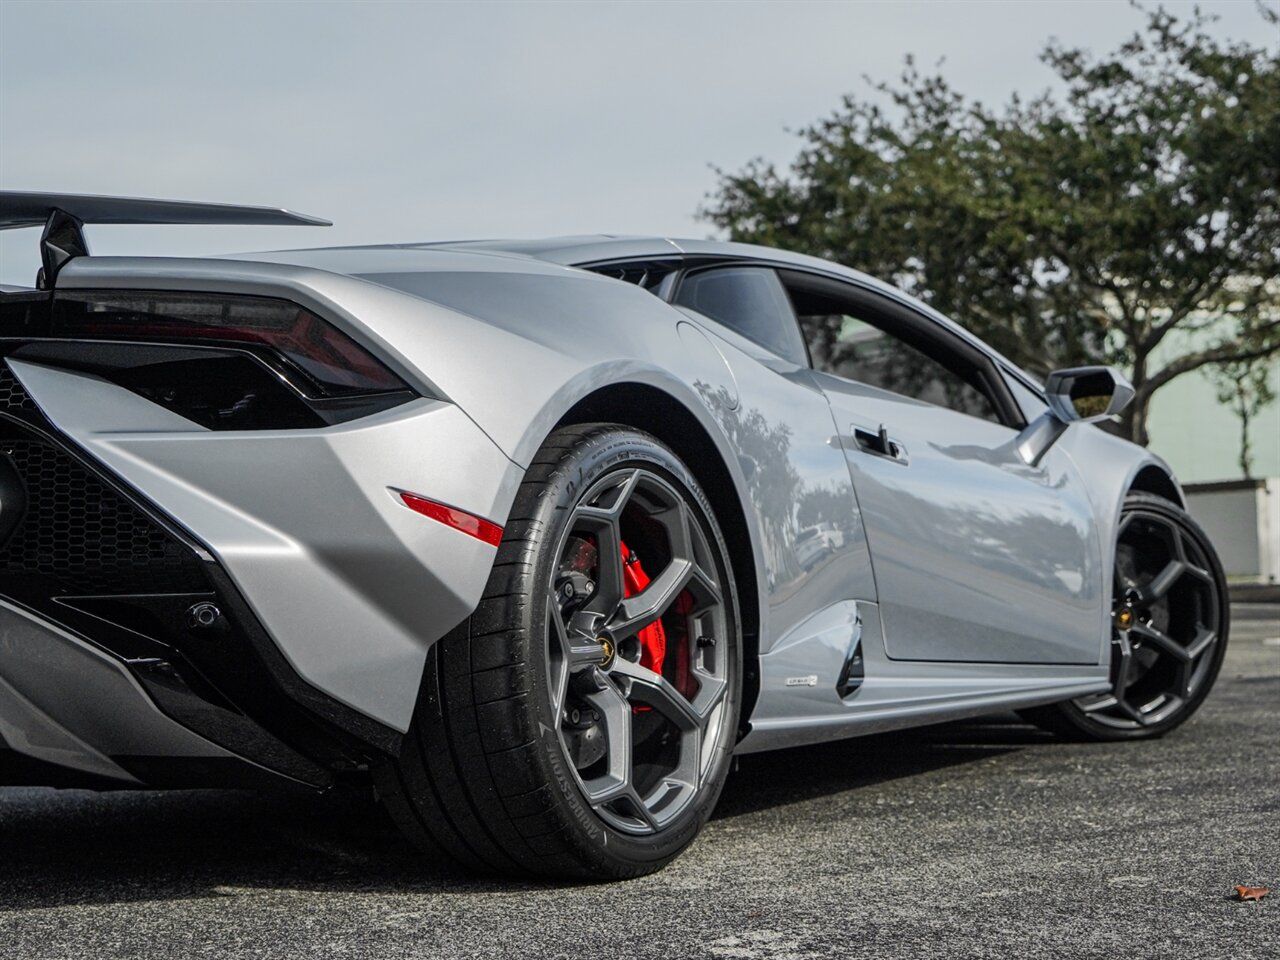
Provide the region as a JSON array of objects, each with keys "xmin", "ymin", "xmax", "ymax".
[
  {"xmin": 272, "ymin": 234, "xmax": 913, "ymax": 301},
  {"xmin": 408, "ymin": 235, "xmax": 871, "ymax": 279},
  {"xmin": 233, "ymin": 234, "xmax": 1041, "ymax": 389},
  {"xmin": 264, "ymin": 234, "xmax": 872, "ymax": 279}
]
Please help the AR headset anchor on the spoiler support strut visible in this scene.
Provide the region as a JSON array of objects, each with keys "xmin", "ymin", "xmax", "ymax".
[
  {"xmin": 37, "ymin": 209, "xmax": 90, "ymax": 291},
  {"xmin": 0, "ymin": 191, "xmax": 331, "ymax": 290}
]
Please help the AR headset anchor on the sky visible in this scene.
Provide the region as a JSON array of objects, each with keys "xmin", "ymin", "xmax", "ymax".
[{"xmin": 0, "ymin": 0, "xmax": 1272, "ymax": 286}]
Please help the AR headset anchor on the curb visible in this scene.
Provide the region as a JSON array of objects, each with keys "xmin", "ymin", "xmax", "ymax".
[{"xmin": 1229, "ymin": 583, "xmax": 1280, "ymax": 604}]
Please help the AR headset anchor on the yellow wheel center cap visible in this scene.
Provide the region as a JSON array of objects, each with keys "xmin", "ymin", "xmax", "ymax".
[
  {"xmin": 1116, "ymin": 608, "xmax": 1134, "ymax": 629},
  {"xmin": 598, "ymin": 636, "xmax": 616, "ymax": 668}
]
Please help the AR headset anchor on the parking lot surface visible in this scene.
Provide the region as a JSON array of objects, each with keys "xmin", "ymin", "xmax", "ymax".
[{"xmin": 1, "ymin": 604, "xmax": 1276, "ymax": 959}]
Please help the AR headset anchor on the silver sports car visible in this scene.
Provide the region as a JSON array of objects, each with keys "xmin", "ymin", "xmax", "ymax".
[{"xmin": 0, "ymin": 192, "xmax": 1229, "ymax": 880}]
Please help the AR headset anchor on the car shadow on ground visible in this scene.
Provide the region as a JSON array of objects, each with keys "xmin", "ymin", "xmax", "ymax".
[
  {"xmin": 713, "ymin": 713, "xmax": 1051, "ymax": 820},
  {"xmin": 0, "ymin": 715, "xmax": 1051, "ymax": 910}
]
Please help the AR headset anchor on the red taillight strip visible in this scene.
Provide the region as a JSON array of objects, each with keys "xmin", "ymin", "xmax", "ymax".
[{"xmin": 398, "ymin": 491, "xmax": 503, "ymax": 547}]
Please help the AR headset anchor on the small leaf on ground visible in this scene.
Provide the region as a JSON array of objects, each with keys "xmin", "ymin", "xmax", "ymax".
[{"xmin": 1234, "ymin": 886, "xmax": 1270, "ymax": 902}]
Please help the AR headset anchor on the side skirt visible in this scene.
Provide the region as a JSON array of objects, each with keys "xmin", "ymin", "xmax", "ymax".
[{"xmin": 737, "ymin": 600, "xmax": 1110, "ymax": 754}]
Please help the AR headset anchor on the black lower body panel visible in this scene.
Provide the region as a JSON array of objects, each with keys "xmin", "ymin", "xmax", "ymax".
[{"xmin": 0, "ymin": 365, "xmax": 401, "ymax": 788}]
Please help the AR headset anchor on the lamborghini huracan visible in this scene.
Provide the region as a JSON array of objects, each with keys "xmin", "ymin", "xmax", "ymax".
[{"xmin": 0, "ymin": 192, "xmax": 1229, "ymax": 879}]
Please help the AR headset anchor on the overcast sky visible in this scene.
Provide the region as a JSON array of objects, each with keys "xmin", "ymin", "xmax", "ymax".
[{"xmin": 0, "ymin": 0, "xmax": 1270, "ymax": 285}]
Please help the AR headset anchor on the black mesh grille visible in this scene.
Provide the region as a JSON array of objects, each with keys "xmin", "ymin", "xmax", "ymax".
[
  {"xmin": 0, "ymin": 367, "xmax": 37, "ymax": 412},
  {"xmin": 0, "ymin": 436, "xmax": 208, "ymax": 594},
  {"xmin": 0, "ymin": 366, "xmax": 209, "ymax": 599}
]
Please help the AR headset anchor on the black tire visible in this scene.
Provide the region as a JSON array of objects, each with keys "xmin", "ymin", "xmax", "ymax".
[
  {"xmin": 375, "ymin": 423, "xmax": 742, "ymax": 880},
  {"xmin": 1021, "ymin": 492, "xmax": 1230, "ymax": 742}
]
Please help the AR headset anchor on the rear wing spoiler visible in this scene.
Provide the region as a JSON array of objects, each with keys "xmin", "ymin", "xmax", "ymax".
[{"xmin": 0, "ymin": 191, "xmax": 330, "ymax": 290}]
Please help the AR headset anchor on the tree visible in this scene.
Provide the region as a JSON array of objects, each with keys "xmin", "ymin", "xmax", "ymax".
[
  {"xmin": 1208, "ymin": 356, "xmax": 1276, "ymax": 478},
  {"xmin": 702, "ymin": 4, "xmax": 1280, "ymax": 447}
]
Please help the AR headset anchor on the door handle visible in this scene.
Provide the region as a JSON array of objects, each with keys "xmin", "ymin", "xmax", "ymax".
[{"xmin": 851, "ymin": 422, "xmax": 908, "ymax": 464}]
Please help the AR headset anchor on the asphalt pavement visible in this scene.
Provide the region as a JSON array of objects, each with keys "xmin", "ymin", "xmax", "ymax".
[{"xmin": 1, "ymin": 605, "xmax": 1276, "ymax": 959}]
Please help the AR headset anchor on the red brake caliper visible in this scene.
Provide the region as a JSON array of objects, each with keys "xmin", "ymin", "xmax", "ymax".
[
  {"xmin": 620, "ymin": 539, "xmax": 666, "ymax": 673},
  {"xmin": 618, "ymin": 541, "xmax": 699, "ymax": 710}
]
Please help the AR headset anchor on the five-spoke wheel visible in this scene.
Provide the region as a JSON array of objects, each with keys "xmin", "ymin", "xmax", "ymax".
[
  {"xmin": 376, "ymin": 424, "xmax": 741, "ymax": 879},
  {"xmin": 1023, "ymin": 492, "xmax": 1229, "ymax": 741},
  {"xmin": 548, "ymin": 468, "xmax": 732, "ymax": 834}
]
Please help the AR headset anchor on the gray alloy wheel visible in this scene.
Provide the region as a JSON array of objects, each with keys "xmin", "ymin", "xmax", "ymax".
[
  {"xmin": 548, "ymin": 465, "xmax": 733, "ymax": 835},
  {"xmin": 375, "ymin": 423, "xmax": 742, "ymax": 879},
  {"xmin": 1022, "ymin": 493, "xmax": 1230, "ymax": 741}
]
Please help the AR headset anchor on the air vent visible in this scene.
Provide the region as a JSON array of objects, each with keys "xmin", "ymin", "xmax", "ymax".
[
  {"xmin": 587, "ymin": 260, "xmax": 679, "ymax": 294},
  {"xmin": 0, "ymin": 423, "xmax": 208, "ymax": 594}
]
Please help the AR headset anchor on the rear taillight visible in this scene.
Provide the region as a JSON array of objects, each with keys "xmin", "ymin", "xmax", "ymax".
[
  {"xmin": 50, "ymin": 291, "xmax": 405, "ymax": 397},
  {"xmin": 2, "ymin": 290, "xmax": 418, "ymax": 429}
]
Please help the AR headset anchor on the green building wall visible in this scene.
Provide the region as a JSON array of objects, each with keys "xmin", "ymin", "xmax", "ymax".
[{"xmin": 1143, "ymin": 337, "xmax": 1280, "ymax": 485}]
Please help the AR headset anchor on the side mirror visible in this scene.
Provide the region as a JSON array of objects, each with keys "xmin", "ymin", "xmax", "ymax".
[
  {"xmin": 1044, "ymin": 366, "xmax": 1135, "ymax": 424},
  {"xmin": 1016, "ymin": 365, "xmax": 1133, "ymax": 466}
]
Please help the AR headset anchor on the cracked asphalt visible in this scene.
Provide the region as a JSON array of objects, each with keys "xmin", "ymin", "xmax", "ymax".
[{"xmin": 1, "ymin": 604, "xmax": 1276, "ymax": 960}]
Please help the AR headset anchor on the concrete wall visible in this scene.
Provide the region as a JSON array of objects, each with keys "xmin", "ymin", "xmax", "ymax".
[{"xmin": 1185, "ymin": 479, "xmax": 1280, "ymax": 583}]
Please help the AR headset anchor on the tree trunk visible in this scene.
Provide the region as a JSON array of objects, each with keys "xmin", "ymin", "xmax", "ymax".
[
  {"xmin": 1122, "ymin": 388, "xmax": 1152, "ymax": 447},
  {"xmin": 1123, "ymin": 351, "xmax": 1152, "ymax": 447},
  {"xmin": 1238, "ymin": 402, "xmax": 1253, "ymax": 479}
]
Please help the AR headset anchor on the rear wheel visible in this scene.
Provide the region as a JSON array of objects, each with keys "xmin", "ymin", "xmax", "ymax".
[
  {"xmin": 1022, "ymin": 492, "xmax": 1229, "ymax": 741},
  {"xmin": 375, "ymin": 424, "xmax": 741, "ymax": 879}
]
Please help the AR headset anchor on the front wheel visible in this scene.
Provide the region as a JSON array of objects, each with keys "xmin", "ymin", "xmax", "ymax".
[
  {"xmin": 1022, "ymin": 492, "xmax": 1230, "ymax": 741},
  {"xmin": 376, "ymin": 424, "xmax": 742, "ymax": 879}
]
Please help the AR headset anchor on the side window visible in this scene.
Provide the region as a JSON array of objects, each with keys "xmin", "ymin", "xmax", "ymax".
[
  {"xmin": 674, "ymin": 267, "xmax": 808, "ymax": 366},
  {"xmin": 1004, "ymin": 370, "xmax": 1047, "ymax": 422},
  {"xmin": 789, "ymin": 277, "xmax": 1002, "ymax": 424}
]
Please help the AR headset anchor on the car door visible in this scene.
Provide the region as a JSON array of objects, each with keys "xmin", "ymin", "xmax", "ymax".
[
  {"xmin": 668, "ymin": 264, "xmax": 880, "ymax": 656},
  {"xmin": 781, "ymin": 269, "xmax": 1106, "ymax": 665}
]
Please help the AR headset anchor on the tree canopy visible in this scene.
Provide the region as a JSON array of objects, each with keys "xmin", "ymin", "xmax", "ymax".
[{"xmin": 703, "ymin": 4, "xmax": 1280, "ymax": 445}]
